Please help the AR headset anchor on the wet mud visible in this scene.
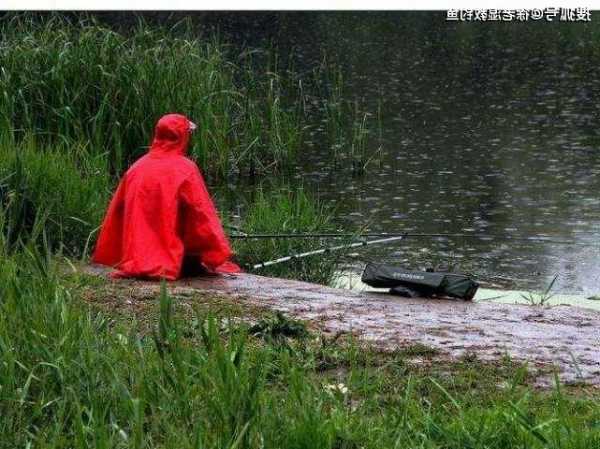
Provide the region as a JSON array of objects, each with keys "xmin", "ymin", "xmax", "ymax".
[{"xmin": 86, "ymin": 265, "xmax": 600, "ymax": 385}]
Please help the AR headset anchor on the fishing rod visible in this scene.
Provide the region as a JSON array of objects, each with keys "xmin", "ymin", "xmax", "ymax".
[
  {"xmin": 230, "ymin": 232, "xmax": 589, "ymax": 246},
  {"xmin": 251, "ymin": 235, "xmax": 406, "ymax": 270},
  {"xmin": 224, "ymin": 224, "xmax": 247, "ymax": 236}
]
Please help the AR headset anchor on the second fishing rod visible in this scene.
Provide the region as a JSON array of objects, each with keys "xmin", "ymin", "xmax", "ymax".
[{"xmin": 226, "ymin": 229, "xmax": 589, "ymax": 246}]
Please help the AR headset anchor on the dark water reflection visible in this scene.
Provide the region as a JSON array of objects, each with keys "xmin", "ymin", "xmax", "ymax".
[{"xmin": 222, "ymin": 13, "xmax": 600, "ymax": 293}]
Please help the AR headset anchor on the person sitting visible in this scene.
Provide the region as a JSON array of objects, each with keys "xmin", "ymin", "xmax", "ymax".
[{"xmin": 92, "ymin": 113, "xmax": 241, "ymax": 280}]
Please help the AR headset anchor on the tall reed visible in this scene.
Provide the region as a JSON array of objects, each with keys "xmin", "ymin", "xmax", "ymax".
[
  {"xmin": 311, "ymin": 61, "xmax": 381, "ymax": 173},
  {"xmin": 0, "ymin": 14, "xmax": 302, "ymax": 180}
]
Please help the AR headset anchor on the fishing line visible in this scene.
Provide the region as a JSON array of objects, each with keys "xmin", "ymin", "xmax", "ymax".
[{"xmin": 230, "ymin": 231, "xmax": 599, "ymax": 247}]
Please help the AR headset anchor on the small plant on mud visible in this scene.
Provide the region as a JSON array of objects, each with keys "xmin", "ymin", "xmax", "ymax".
[
  {"xmin": 520, "ymin": 274, "xmax": 558, "ymax": 306},
  {"xmin": 249, "ymin": 312, "xmax": 310, "ymax": 344},
  {"xmin": 399, "ymin": 343, "xmax": 439, "ymax": 358}
]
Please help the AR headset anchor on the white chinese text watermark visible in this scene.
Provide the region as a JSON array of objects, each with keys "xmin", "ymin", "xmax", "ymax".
[{"xmin": 446, "ymin": 8, "xmax": 591, "ymax": 22}]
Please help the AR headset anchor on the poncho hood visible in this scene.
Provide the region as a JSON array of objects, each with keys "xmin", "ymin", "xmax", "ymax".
[{"xmin": 149, "ymin": 113, "xmax": 193, "ymax": 156}]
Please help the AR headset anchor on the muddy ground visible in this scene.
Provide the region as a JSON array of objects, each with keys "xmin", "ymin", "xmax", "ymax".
[{"xmin": 84, "ymin": 265, "xmax": 600, "ymax": 386}]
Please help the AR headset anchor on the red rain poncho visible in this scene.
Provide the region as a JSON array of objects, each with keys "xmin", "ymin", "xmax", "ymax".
[{"xmin": 92, "ymin": 113, "xmax": 241, "ymax": 280}]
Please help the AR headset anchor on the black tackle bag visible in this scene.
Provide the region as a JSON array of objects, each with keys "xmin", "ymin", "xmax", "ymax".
[{"xmin": 361, "ymin": 263, "xmax": 479, "ymax": 301}]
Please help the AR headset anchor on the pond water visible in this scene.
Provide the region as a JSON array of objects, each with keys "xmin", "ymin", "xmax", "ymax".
[{"xmin": 224, "ymin": 13, "xmax": 600, "ymax": 294}]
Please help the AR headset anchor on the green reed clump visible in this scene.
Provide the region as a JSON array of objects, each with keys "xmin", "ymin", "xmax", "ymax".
[
  {"xmin": 0, "ymin": 14, "xmax": 302, "ymax": 180},
  {"xmin": 350, "ymin": 110, "xmax": 369, "ymax": 174},
  {"xmin": 0, "ymin": 133, "xmax": 110, "ymax": 254},
  {"xmin": 322, "ymin": 65, "xmax": 346, "ymax": 159},
  {"xmin": 1, "ymin": 13, "xmax": 384, "ymax": 180},
  {"xmin": 231, "ymin": 50, "xmax": 303, "ymax": 177},
  {"xmin": 233, "ymin": 187, "xmax": 346, "ymax": 285},
  {"xmin": 311, "ymin": 61, "xmax": 381, "ymax": 174},
  {"xmin": 521, "ymin": 274, "xmax": 559, "ymax": 306}
]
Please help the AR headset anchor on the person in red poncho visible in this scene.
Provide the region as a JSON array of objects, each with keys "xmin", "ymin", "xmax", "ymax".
[{"xmin": 92, "ymin": 113, "xmax": 241, "ymax": 280}]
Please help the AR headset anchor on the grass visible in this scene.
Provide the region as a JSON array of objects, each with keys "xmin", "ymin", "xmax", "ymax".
[
  {"xmin": 1, "ymin": 252, "xmax": 600, "ymax": 448},
  {"xmin": 0, "ymin": 133, "xmax": 110, "ymax": 254},
  {"xmin": 248, "ymin": 312, "xmax": 310, "ymax": 344},
  {"xmin": 311, "ymin": 61, "xmax": 382, "ymax": 174},
  {"xmin": 0, "ymin": 14, "xmax": 303, "ymax": 180},
  {"xmin": 321, "ymin": 64, "xmax": 345, "ymax": 160},
  {"xmin": 232, "ymin": 186, "xmax": 348, "ymax": 285},
  {"xmin": 521, "ymin": 274, "xmax": 559, "ymax": 306},
  {"xmin": 349, "ymin": 105, "xmax": 380, "ymax": 175},
  {"xmin": 1, "ymin": 13, "xmax": 382, "ymax": 181}
]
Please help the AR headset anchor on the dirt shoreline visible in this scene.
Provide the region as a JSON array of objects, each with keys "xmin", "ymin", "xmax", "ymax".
[{"xmin": 85, "ymin": 265, "xmax": 600, "ymax": 385}]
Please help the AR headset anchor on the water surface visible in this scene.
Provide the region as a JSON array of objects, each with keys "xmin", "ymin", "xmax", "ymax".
[{"xmin": 224, "ymin": 13, "xmax": 600, "ymax": 293}]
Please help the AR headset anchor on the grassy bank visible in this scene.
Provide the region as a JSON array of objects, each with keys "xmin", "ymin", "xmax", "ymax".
[
  {"xmin": 0, "ymin": 133, "xmax": 110, "ymax": 253},
  {"xmin": 1, "ymin": 253, "xmax": 599, "ymax": 448}
]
